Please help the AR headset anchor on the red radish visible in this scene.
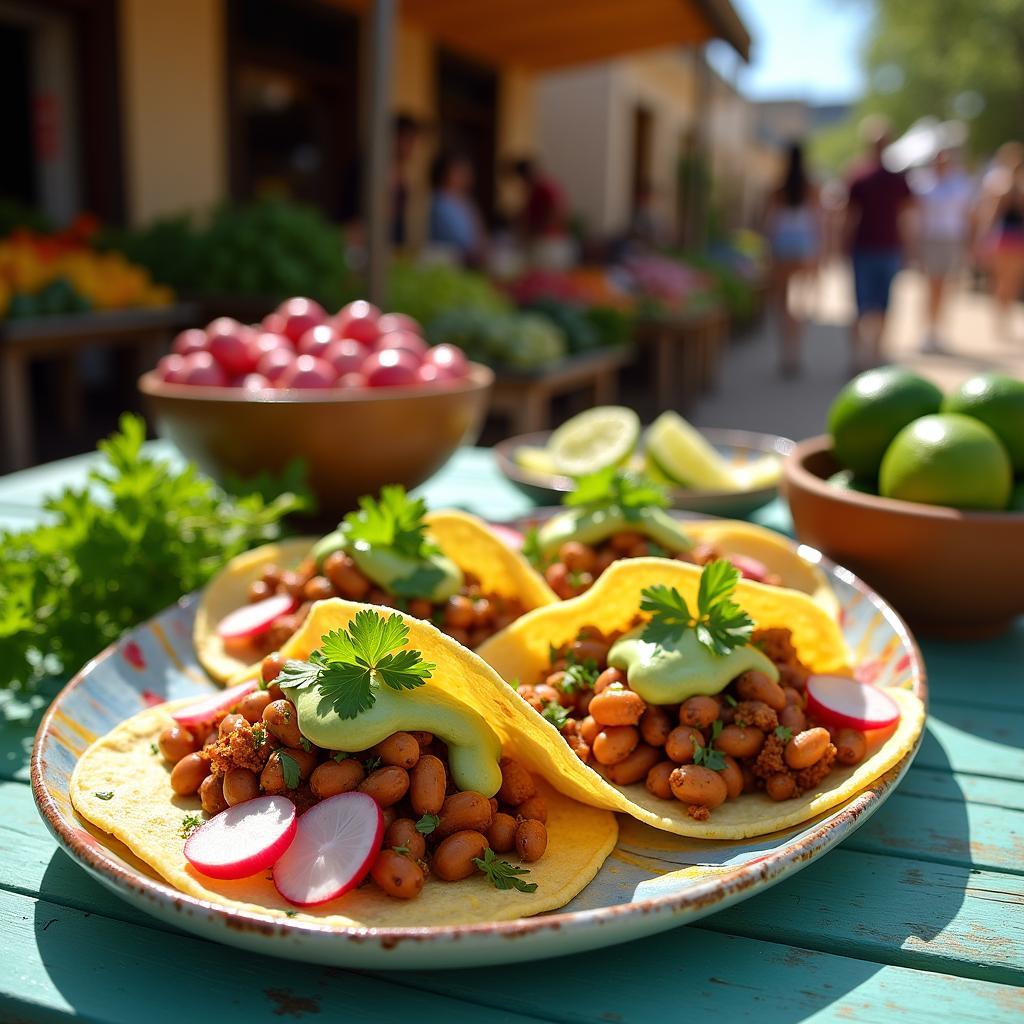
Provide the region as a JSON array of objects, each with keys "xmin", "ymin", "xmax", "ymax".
[
  {"xmin": 324, "ymin": 339, "xmax": 366, "ymax": 378},
  {"xmin": 377, "ymin": 312, "xmax": 422, "ymax": 336},
  {"xmin": 489, "ymin": 523, "xmax": 524, "ymax": 550},
  {"xmin": 251, "ymin": 331, "xmax": 291, "ymax": 361},
  {"xmin": 363, "ymin": 348, "xmax": 419, "ymax": 387},
  {"xmin": 425, "ymin": 344, "xmax": 468, "ymax": 379},
  {"xmin": 297, "ymin": 323, "xmax": 338, "ymax": 358},
  {"xmin": 207, "ymin": 321, "xmax": 258, "ymax": 376},
  {"xmin": 728, "ymin": 554, "xmax": 771, "ymax": 584},
  {"xmin": 805, "ymin": 675, "xmax": 901, "ymax": 732},
  {"xmin": 273, "ymin": 792, "xmax": 383, "ymax": 906},
  {"xmin": 262, "ymin": 311, "xmax": 289, "ymax": 337},
  {"xmin": 172, "ymin": 328, "xmax": 208, "ymax": 357},
  {"xmin": 257, "ymin": 347, "xmax": 298, "ymax": 383},
  {"xmin": 239, "ymin": 372, "xmax": 272, "ymax": 392},
  {"xmin": 376, "ymin": 330, "xmax": 427, "ymax": 359},
  {"xmin": 278, "ymin": 297, "xmax": 326, "ymax": 345},
  {"xmin": 156, "ymin": 354, "xmax": 187, "ymax": 383},
  {"xmin": 180, "ymin": 351, "xmax": 228, "ymax": 387},
  {"xmin": 337, "ymin": 372, "xmax": 367, "ymax": 388},
  {"xmin": 172, "ymin": 678, "xmax": 260, "ymax": 728},
  {"xmin": 278, "ymin": 354, "xmax": 336, "ymax": 389},
  {"xmin": 185, "ymin": 796, "xmax": 297, "ymax": 880},
  {"xmin": 417, "ymin": 363, "xmax": 443, "ymax": 385},
  {"xmin": 217, "ymin": 592, "xmax": 297, "ymax": 639},
  {"xmin": 334, "ymin": 300, "xmax": 381, "ymax": 346}
]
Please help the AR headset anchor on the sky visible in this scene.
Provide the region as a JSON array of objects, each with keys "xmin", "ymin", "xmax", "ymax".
[{"xmin": 707, "ymin": 0, "xmax": 873, "ymax": 104}]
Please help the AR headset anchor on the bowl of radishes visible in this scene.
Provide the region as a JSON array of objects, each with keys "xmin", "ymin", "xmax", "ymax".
[{"xmin": 140, "ymin": 297, "xmax": 493, "ymax": 519}]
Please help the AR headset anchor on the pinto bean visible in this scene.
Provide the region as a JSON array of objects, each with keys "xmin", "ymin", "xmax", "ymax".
[
  {"xmin": 262, "ymin": 699, "xmax": 302, "ymax": 748},
  {"xmin": 736, "ymin": 671, "xmax": 786, "ymax": 711},
  {"xmin": 645, "ymin": 761, "xmax": 676, "ymax": 799},
  {"xmin": 592, "ymin": 725, "xmax": 639, "ymax": 766},
  {"xmin": 410, "ymin": 731, "xmax": 434, "ymax": 748},
  {"xmin": 323, "ymin": 551, "xmax": 371, "ymax": 601},
  {"xmin": 444, "ymin": 595, "xmax": 475, "ymax": 629},
  {"xmin": 515, "ymin": 795, "xmax": 548, "ymax": 823},
  {"xmin": 158, "ymin": 724, "xmax": 199, "ymax": 764},
  {"xmin": 836, "ymin": 728, "xmax": 867, "ymax": 766},
  {"xmin": 199, "ymin": 774, "xmax": 228, "ymax": 815},
  {"xmin": 223, "ymin": 768, "xmax": 260, "ymax": 806},
  {"xmin": 218, "ymin": 713, "xmax": 246, "ymax": 738},
  {"xmin": 782, "ymin": 686, "xmax": 804, "ymax": 707},
  {"xmin": 604, "ymin": 743, "xmax": 662, "ymax": 785},
  {"xmin": 371, "ymin": 849, "xmax": 425, "ymax": 899},
  {"xmin": 170, "ymin": 751, "xmax": 210, "ymax": 795},
  {"xmin": 640, "ymin": 706, "xmax": 673, "ymax": 747},
  {"xmin": 498, "ymin": 758, "xmax": 536, "ymax": 806},
  {"xmin": 610, "ymin": 531, "xmax": 645, "ymax": 553},
  {"xmin": 374, "ymin": 732, "xmax": 421, "ymax": 770},
  {"xmin": 714, "ymin": 724, "xmax": 765, "ymax": 759},
  {"xmin": 589, "ymin": 687, "xmax": 646, "ymax": 727},
  {"xmin": 358, "ymin": 766, "xmax": 410, "ymax": 807},
  {"xmin": 593, "ymin": 668, "xmax": 626, "ymax": 694},
  {"xmin": 407, "ymin": 598, "xmax": 434, "ymax": 620},
  {"xmin": 385, "ymin": 818, "xmax": 427, "ymax": 860},
  {"xmin": 766, "ymin": 773, "xmax": 797, "ymax": 801},
  {"xmin": 579, "ymin": 715, "xmax": 602, "ymax": 745},
  {"xmin": 668, "ymin": 765, "xmax": 728, "ymax": 809},
  {"xmin": 514, "ymin": 819, "xmax": 547, "ymax": 862},
  {"xmin": 664, "ymin": 726, "xmax": 704, "ymax": 764},
  {"xmin": 572, "ymin": 638, "xmax": 610, "ymax": 664},
  {"xmin": 310, "ymin": 758, "xmax": 364, "ymax": 799},
  {"xmin": 779, "ymin": 704, "xmax": 807, "ymax": 733},
  {"xmin": 679, "ymin": 696, "xmax": 720, "ymax": 730},
  {"xmin": 487, "ymin": 813, "xmax": 518, "ymax": 853},
  {"xmin": 260, "ymin": 652, "xmax": 285, "ymax": 684},
  {"xmin": 410, "ymin": 755, "xmax": 447, "ymax": 815},
  {"xmin": 784, "ymin": 728, "xmax": 831, "ymax": 770},
  {"xmin": 432, "ymin": 830, "xmax": 489, "ymax": 881},
  {"xmin": 559, "ymin": 541, "xmax": 596, "ymax": 574},
  {"xmin": 236, "ymin": 689, "xmax": 272, "ymax": 725},
  {"xmin": 436, "ymin": 791, "xmax": 493, "ymax": 838},
  {"xmin": 719, "ymin": 755, "xmax": 744, "ymax": 800},
  {"xmin": 303, "ymin": 575, "xmax": 334, "ymax": 602}
]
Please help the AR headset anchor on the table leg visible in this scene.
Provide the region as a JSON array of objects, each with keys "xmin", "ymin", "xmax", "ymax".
[{"xmin": 0, "ymin": 350, "xmax": 33, "ymax": 470}]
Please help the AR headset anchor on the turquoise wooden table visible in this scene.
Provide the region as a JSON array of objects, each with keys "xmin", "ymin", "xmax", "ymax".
[{"xmin": 2, "ymin": 446, "xmax": 1022, "ymax": 1022}]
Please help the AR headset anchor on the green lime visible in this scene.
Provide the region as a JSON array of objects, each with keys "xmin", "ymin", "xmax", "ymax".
[
  {"xmin": 942, "ymin": 373, "xmax": 1024, "ymax": 473},
  {"xmin": 548, "ymin": 406, "xmax": 640, "ymax": 477},
  {"xmin": 879, "ymin": 414, "xmax": 1012, "ymax": 510},
  {"xmin": 827, "ymin": 470, "xmax": 878, "ymax": 495},
  {"xmin": 645, "ymin": 411, "xmax": 736, "ymax": 489},
  {"xmin": 828, "ymin": 367, "xmax": 943, "ymax": 476}
]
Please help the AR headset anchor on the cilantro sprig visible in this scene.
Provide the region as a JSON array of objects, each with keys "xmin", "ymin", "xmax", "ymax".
[
  {"xmin": 565, "ymin": 467, "xmax": 669, "ymax": 519},
  {"xmin": 277, "ymin": 609, "xmax": 435, "ymax": 720},
  {"xmin": 693, "ymin": 741, "xmax": 727, "ymax": 772},
  {"xmin": 415, "ymin": 813, "xmax": 440, "ymax": 835},
  {"xmin": 179, "ymin": 813, "xmax": 203, "ymax": 838},
  {"xmin": 473, "ymin": 848, "xmax": 538, "ymax": 893},
  {"xmin": 541, "ymin": 700, "xmax": 571, "ymax": 730},
  {"xmin": 342, "ymin": 486, "xmax": 438, "ymax": 561},
  {"xmin": 640, "ymin": 560, "xmax": 754, "ymax": 656}
]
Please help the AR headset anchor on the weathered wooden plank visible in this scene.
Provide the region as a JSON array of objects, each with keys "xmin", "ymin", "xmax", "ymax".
[
  {"xmin": 921, "ymin": 620, "xmax": 1024, "ymax": 712},
  {"xmin": 918, "ymin": 706, "xmax": 1024, "ymax": 782},
  {"xmin": 898, "ymin": 767, "xmax": 1024, "ymax": 811}
]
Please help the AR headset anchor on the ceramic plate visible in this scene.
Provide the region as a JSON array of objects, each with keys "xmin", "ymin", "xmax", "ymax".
[
  {"xmin": 494, "ymin": 427, "xmax": 793, "ymax": 517},
  {"xmin": 32, "ymin": 542, "xmax": 926, "ymax": 970}
]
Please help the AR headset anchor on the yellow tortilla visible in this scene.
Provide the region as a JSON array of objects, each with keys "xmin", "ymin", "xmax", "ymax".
[
  {"xmin": 474, "ymin": 558, "xmax": 925, "ymax": 839},
  {"xmin": 684, "ymin": 520, "xmax": 838, "ymax": 618},
  {"xmin": 194, "ymin": 511, "xmax": 558, "ymax": 682},
  {"xmin": 71, "ymin": 606, "xmax": 618, "ymax": 927}
]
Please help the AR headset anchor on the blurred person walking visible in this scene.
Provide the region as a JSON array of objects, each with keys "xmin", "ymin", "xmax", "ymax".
[
  {"xmin": 428, "ymin": 151, "xmax": 487, "ymax": 267},
  {"xmin": 763, "ymin": 142, "xmax": 822, "ymax": 376},
  {"xmin": 913, "ymin": 147, "xmax": 976, "ymax": 353},
  {"xmin": 842, "ymin": 116, "xmax": 916, "ymax": 372},
  {"xmin": 508, "ymin": 158, "xmax": 567, "ymax": 243},
  {"xmin": 977, "ymin": 141, "xmax": 1024, "ymax": 341}
]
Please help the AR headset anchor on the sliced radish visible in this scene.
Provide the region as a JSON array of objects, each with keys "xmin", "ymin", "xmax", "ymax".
[
  {"xmin": 806, "ymin": 674, "xmax": 901, "ymax": 732},
  {"xmin": 216, "ymin": 593, "xmax": 297, "ymax": 640},
  {"xmin": 728, "ymin": 553, "xmax": 771, "ymax": 583},
  {"xmin": 185, "ymin": 796, "xmax": 297, "ymax": 879},
  {"xmin": 172, "ymin": 678, "xmax": 258, "ymax": 728},
  {"xmin": 273, "ymin": 792, "xmax": 383, "ymax": 906},
  {"xmin": 489, "ymin": 523, "xmax": 524, "ymax": 551}
]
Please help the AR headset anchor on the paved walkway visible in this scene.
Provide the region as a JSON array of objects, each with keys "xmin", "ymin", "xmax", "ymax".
[{"xmin": 691, "ymin": 264, "xmax": 1024, "ymax": 443}]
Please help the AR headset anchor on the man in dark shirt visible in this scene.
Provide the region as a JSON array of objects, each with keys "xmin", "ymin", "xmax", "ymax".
[{"xmin": 843, "ymin": 116, "xmax": 916, "ymax": 371}]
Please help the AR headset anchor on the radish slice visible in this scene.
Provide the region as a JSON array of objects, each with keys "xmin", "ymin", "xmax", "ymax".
[
  {"xmin": 728, "ymin": 554, "xmax": 771, "ymax": 583},
  {"xmin": 171, "ymin": 678, "xmax": 258, "ymax": 728},
  {"xmin": 489, "ymin": 523, "xmax": 524, "ymax": 551},
  {"xmin": 185, "ymin": 796, "xmax": 297, "ymax": 880},
  {"xmin": 806, "ymin": 674, "xmax": 901, "ymax": 732},
  {"xmin": 216, "ymin": 593, "xmax": 297, "ymax": 640},
  {"xmin": 273, "ymin": 792, "xmax": 383, "ymax": 906}
]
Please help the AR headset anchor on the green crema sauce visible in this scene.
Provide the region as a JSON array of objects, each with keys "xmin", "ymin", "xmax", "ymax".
[
  {"xmin": 311, "ymin": 530, "xmax": 463, "ymax": 603},
  {"xmin": 282, "ymin": 679, "xmax": 503, "ymax": 797},
  {"xmin": 608, "ymin": 628, "xmax": 778, "ymax": 705},
  {"xmin": 537, "ymin": 506, "xmax": 693, "ymax": 561}
]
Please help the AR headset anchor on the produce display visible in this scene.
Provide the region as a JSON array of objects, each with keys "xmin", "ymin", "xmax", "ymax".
[
  {"xmin": 425, "ymin": 307, "xmax": 567, "ymax": 371},
  {"xmin": 153, "ymin": 298, "xmax": 473, "ymax": 392},
  {"xmin": 827, "ymin": 367, "xmax": 1024, "ymax": 511}
]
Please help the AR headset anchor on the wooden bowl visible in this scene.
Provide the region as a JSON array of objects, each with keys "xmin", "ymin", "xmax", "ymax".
[
  {"xmin": 139, "ymin": 365, "xmax": 493, "ymax": 522},
  {"xmin": 784, "ymin": 435, "xmax": 1024, "ymax": 638}
]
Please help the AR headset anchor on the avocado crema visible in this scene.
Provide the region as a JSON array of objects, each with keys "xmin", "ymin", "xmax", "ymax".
[
  {"xmin": 282, "ymin": 678, "xmax": 503, "ymax": 796},
  {"xmin": 537, "ymin": 506, "xmax": 693, "ymax": 561},
  {"xmin": 607, "ymin": 628, "xmax": 778, "ymax": 705},
  {"xmin": 312, "ymin": 530, "xmax": 463, "ymax": 603}
]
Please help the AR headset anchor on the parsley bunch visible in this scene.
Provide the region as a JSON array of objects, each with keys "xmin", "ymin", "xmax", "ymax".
[
  {"xmin": 565, "ymin": 467, "xmax": 669, "ymax": 517},
  {"xmin": 278, "ymin": 609, "xmax": 435, "ymax": 719},
  {"xmin": 0, "ymin": 414, "xmax": 309, "ymax": 696},
  {"xmin": 640, "ymin": 560, "xmax": 754, "ymax": 656}
]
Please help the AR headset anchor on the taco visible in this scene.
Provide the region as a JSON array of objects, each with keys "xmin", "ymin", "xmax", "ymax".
[
  {"xmin": 475, "ymin": 557, "xmax": 924, "ymax": 839},
  {"xmin": 71, "ymin": 601, "xmax": 617, "ymax": 927},
  {"xmin": 195, "ymin": 486, "xmax": 557, "ymax": 682},
  {"xmin": 525, "ymin": 468, "xmax": 837, "ymax": 615}
]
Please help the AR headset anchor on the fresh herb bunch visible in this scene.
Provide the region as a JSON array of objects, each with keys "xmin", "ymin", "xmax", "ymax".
[
  {"xmin": 640, "ymin": 560, "xmax": 754, "ymax": 656},
  {"xmin": 278, "ymin": 609, "xmax": 435, "ymax": 719},
  {"xmin": 565, "ymin": 467, "xmax": 669, "ymax": 518},
  {"xmin": 0, "ymin": 414, "xmax": 309, "ymax": 694}
]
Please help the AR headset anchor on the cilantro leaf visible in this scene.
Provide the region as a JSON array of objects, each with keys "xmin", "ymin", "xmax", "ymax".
[
  {"xmin": 179, "ymin": 813, "xmax": 203, "ymax": 838},
  {"xmin": 342, "ymin": 486, "xmax": 437, "ymax": 561},
  {"xmin": 415, "ymin": 813, "xmax": 440, "ymax": 835},
  {"xmin": 473, "ymin": 848, "xmax": 538, "ymax": 893},
  {"xmin": 561, "ymin": 654, "xmax": 600, "ymax": 694},
  {"xmin": 724, "ymin": 694, "xmax": 738, "ymax": 707},
  {"xmin": 363, "ymin": 755, "xmax": 383, "ymax": 773},
  {"xmin": 565, "ymin": 467, "xmax": 670, "ymax": 517},
  {"xmin": 521, "ymin": 525, "xmax": 548, "ymax": 570},
  {"xmin": 640, "ymin": 584, "xmax": 693, "ymax": 644},
  {"xmin": 774, "ymin": 725, "xmax": 793, "ymax": 742},
  {"xmin": 276, "ymin": 659, "xmax": 322, "ymax": 691},
  {"xmin": 392, "ymin": 844, "xmax": 410, "ymax": 856},
  {"xmin": 541, "ymin": 700, "xmax": 571, "ymax": 730},
  {"xmin": 693, "ymin": 742, "xmax": 727, "ymax": 772},
  {"xmin": 277, "ymin": 751, "xmax": 301, "ymax": 789},
  {"xmin": 94, "ymin": 791, "xmax": 114, "ymax": 801}
]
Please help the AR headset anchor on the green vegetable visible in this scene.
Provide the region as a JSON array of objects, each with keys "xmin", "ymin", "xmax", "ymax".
[
  {"xmin": 640, "ymin": 561, "xmax": 754, "ymax": 657},
  {"xmin": 0, "ymin": 414, "xmax": 308, "ymax": 695},
  {"xmin": 774, "ymin": 725, "xmax": 793, "ymax": 742},
  {"xmin": 94, "ymin": 791, "xmax": 114, "ymax": 801},
  {"xmin": 387, "ymin": 261, "xmax": 509, "ymax": 327},
  {"xmin": 342, "ymin": 486, "xmax": 437, "ymax": 560},
  {"xmin": 692, "ymin": 742, "xmax": 726, "ymax": 772},
  {"xmin": 278, "ymin": 751, "xmax": 301, "ymax": 789},
  {"xmin": 179, "ymin": 814, "xmax": 203, "ymax": 838},
  {"xmin": 278, "ymin": 610, "xmax": 435, "ymax": 720},
  {"xmin": 540, "ymin": 700, "xmax": 571, "ymax": 730},
  {"xmin": 415, "ymin": 813, "xmax": 440, "ymax": 835},
  {"xmin": 565, "ymin": 467, "xmax": 669, "ymax": 517},
  {"xmin": 473, "ymin": 848, "xmax": 538, "ymax": 893}
]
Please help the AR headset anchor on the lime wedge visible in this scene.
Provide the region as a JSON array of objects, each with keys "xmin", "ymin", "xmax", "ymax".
[
  {"xmin": 514, "ymin": 446, "xmax": 558, "ymax": 476},
  {"xmin": 731, "ymin": 455, "xmax": 781, "ymax": 490},
  {"xmin": 645, "ymin": 412, "xmax": 738, "ymax": 490},
  {"xmin": 549, "ymin": 407, "xmax": 640, "ymax": 478}
]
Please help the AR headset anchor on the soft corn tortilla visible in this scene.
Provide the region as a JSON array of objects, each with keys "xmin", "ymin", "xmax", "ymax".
[
  {"xmin": 71, "ymin": 607, "xmax": 618, "ymax": 927},
  {"xmin": 194, "ymin": 510, "xmax": 558, "ymax": 682},
  {"xmin": 474, "ymin": 558, "xmax": 925, "ymax": 839},
  {"xmin": 684, "ymin": 520, "xmax": 839, "ymax": 619}
]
